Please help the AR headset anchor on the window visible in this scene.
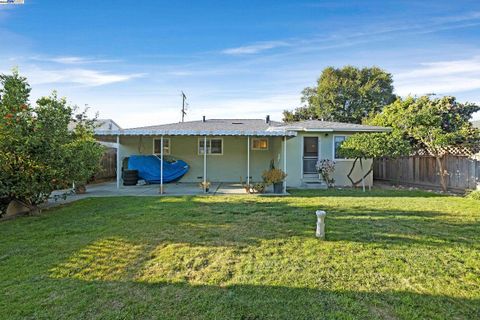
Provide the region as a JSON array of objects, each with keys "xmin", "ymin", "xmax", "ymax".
[
  {"xmin": 153, "ymin": 138, "xmax": 170, "ymax": 155},
  {"xmin": 252, "ymin": 138, "xmax": 268, "ymax": 150},
  {"xmin": 198, "ymin": 138, "xmax": 223, "ymax": 155},
  {"xmin": 334, "ymin": 136, "xmax": 346, "ymax": 159}
]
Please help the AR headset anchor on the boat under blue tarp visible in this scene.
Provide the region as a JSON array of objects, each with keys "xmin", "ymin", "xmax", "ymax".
[{"xmin": 127, "ymin": 155, "xmax": 189, "ymax": 183}]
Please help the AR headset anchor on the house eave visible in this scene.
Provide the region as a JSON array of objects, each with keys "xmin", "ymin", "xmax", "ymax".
[
  {"xmin": 291, "ymin": 128, "xmax": 391, "ymax": 133},
  {"xmin": 95, "ymin": 129, "xmax": 297, "ymax": 137}
]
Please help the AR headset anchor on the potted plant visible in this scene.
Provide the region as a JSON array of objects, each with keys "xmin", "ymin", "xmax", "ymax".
[
  {"xmin": 199, "ymin": 181, "xmax": 211, "ymax": 193},
  {"xmin": 262, "ymin": 168, "xmax": 287, "ymax": 194},
  {"xmin": 315, "ymin": 159, "xmax": 336, "ymax": 187}
]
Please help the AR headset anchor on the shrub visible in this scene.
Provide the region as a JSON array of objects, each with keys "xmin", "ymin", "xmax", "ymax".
[
  {"xmin": 466, "ymin": 190, "xmax": 480, "ymax": 200},
  {"xmin": 315, "ymin": 159, "xmax": 335, "ymax": 187},
  {"xmin": 0, "ymin": 70, "xmax": 104, "ymax": 215}
]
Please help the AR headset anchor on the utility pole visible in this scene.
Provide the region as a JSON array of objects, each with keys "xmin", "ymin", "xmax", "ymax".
[{"xmin": 181, "ymin": 91, "xmax": 187, "ymax": 122}]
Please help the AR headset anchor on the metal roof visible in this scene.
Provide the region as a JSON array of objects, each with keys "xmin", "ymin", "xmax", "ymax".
[{"xmin": 95, "ymin": 118, "xmax": 390, "ymax": 136}]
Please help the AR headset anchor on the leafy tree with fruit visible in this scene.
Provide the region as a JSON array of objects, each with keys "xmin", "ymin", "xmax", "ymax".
[{"xmin": 0, "ymin": 70, "xmax": 103, "ymax": 216}]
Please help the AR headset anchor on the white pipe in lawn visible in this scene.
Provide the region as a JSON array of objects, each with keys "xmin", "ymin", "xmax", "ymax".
[{"xmin": 316, "ymin": 210, "xmax": 326, "ymax": 239}]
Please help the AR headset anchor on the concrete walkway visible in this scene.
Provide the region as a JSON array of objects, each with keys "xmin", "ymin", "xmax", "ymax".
[{"xmin": 45, "ymin": 181, "xmax": 252, "ymax": 208}]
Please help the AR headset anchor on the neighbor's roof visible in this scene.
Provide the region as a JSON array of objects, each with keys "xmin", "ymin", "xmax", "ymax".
[
  {"xmin": 69, "ymin": 118, "xmax": 122, "ymax": 131},
  {"xmin": 95, "ymin": 118, "xmax": 389, "ymax": 136}
]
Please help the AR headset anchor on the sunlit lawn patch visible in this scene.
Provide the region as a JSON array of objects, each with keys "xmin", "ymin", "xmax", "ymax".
[{"xmin": 0, "ymin": 189, "xmax": 479, "ymax": 319}]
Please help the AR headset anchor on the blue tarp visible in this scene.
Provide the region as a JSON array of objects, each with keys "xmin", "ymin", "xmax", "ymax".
[{"xmin": 127, "ymin": 155, "xmax": 189, "ymax": 183}]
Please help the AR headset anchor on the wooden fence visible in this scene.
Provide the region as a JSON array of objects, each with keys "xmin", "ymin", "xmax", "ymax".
[
  {"xmin": 374, "ymin": 156, "xmax": 480, "ymax": 191},
  {"xmin": 95, "ymin": 148, "xmax": 117, "ymax": 180}
]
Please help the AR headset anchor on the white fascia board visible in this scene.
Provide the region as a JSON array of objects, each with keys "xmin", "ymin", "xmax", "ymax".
[
  {"xmin": 298, "ymin": 128, "xmax": 391, "ymax": 133},
  {"xmin": 95, "ymin": 129, "xmax": 297, "ymax": 137}
]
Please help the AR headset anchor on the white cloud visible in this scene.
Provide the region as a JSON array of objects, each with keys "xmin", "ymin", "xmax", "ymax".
[
  {"xmin": 222, "ymin": 41, "xmax": 290, "ymax": 55},
  {"xmin": 394, "ymin": 56, "xmax": 480, "ymax": 96},
  {"xmin": 30, "ymin": 55, "xmax": 121, "ymax": 65},
  {"xmin": 22, "ymin": 66, "xmax": 144, "ymax": 87}
]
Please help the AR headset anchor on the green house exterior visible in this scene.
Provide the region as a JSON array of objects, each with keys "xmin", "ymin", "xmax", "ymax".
[{"xmin": 95, "ymin": 118, "xmax": 389, "ymax": 190}]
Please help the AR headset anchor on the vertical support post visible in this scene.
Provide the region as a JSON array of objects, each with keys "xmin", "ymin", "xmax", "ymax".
[
  {"xmin": 283, "ymin": 135, "xmax": 287, "ymax": 193},
  {"xmin": 116, "ymin": 135, "xmax": 121, "ymax": 190},
  {"xmin": 203, "ymin": 136, "xmax": 207, "ymax": 193},
  {"xmin": 247, "ymin": 136, "xmax": 250, "ymax": 186},
  {"xmin": 160, "ymin": 136, "xmax": 164, "ymax": 194}
]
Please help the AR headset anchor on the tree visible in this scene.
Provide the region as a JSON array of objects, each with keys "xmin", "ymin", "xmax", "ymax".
[
  {"xmin": 339, "ymin": 132, "xmax": 412, "ymax": 188},
  {"xmin": 0, "ymin": 70, "xmax": 104, "ymax": 215},
  {"xmin": 283, "ymin": 66, "xmax": 396, "ymax": 123},
  {"xmin": 367, "ymin": 95, "xmax": 480, "ymax": 191}
]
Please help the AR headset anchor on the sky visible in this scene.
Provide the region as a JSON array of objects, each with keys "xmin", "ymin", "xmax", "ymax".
[{"xmin": 1, "ymin": 0, "xmax": 480, "ymax": 128}]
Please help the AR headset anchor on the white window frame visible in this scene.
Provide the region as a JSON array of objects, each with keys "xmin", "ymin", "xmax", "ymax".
[
  {"xmin": 251, "ymin": 138, "xmax": 269, "ymax": 150},
  {"xmin": 153, "ymin": 138, "xmax": 171, "ymax": 155},
  {"xmin": 198, "ymin": 138, "xmax": 223, "ymax": 155},
  {"xmin": 332, "ymin": 135, "xmax": 352, "ymax": 161}
]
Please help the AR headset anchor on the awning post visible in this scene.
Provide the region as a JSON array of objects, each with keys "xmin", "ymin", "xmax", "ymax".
[
  {"xmin": 160, "ymin": 135, "xmax": 164, "ymax": 194},
  {"xmin": 203, "ymin": 136, "xmax": 207, "ymax": 193},
  {"xmin": 283, "ymin": 135, "xmax": 287, "ymax": 193},
  {"xmin": 116, "ymin": 135, "xmax": 121, "ymax": 190},
  {"xmin": 247, "ymin": 136, "xmax": 250, "ymax": 186}
]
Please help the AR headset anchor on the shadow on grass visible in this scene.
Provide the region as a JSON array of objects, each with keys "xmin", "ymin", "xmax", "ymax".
[
  {"xmin": 16, "ymin": 277, "xmax": 479, "ymax": 319},
  {"xmin": 288, "ymin": 188, "xmax": 447, "ymax": 198},
  {"xmin": 2, "ymin": 194, "xmax": 480, "ymax": 319},
  {"xmin": 9, "ymin": 194, "xmax": 477, "ymax": 249}
]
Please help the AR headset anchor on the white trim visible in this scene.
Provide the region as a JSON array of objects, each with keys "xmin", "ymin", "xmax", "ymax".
[
  {"xmin": 198, "ymin": 137, "xmax": 223, "ymax": 155},
  {"xmin": 247, "ymin": 136, "xmax": 250, "ymax": 185},
  {"xmin": 153, "ymin": 137, "xmax": 171, "ymax": 155},
  {"xmin": 251, "ymin": 137, "xmax": 269, "ymax": 150},
  {"xmin": 300, "ymin": 128, "xmax": 390, "ymax": 133},
  {"xmin": 160, "ymin": 136, "xmax": 164, "ymax": 194},
  {"xmin": 283, "ymin": 135, "xmax": 287, "ymax": 193},
  {"xmin": 203, "ymin": 136, "xmax": 207, "ymax": 192},
  {"xmin": 96, "ymin": 129, "xmax": 297, "ymax": 137}
]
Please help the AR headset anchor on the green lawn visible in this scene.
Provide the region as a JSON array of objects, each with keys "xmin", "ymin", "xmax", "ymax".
[{"xmin": 1, "ymin": 189, "xmax": 479, "ymax": 319}]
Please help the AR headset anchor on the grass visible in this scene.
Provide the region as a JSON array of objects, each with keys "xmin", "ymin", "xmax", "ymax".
[{"xmin": 0, "ymin": 189, "xmax": 479, "ymax": 319}]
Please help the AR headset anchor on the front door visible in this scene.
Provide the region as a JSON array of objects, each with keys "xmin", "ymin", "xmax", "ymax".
[{"xmin": 303, "ymin": 137, "xmax": 318, "ymax": 174}]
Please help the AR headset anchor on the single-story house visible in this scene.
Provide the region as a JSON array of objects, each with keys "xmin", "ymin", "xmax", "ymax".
[{"xmin": 95, "ymin": 117, "xmax": 390, "ymax": 191}]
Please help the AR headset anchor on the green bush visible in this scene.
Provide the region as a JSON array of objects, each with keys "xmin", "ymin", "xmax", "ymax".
[
  {"xmin": 0, "ymin": 70, "xmax": 104, "ymax": 215},
  {"xmin": 466, "ymin": 190, "xmax": 480, "ymax": 200}
]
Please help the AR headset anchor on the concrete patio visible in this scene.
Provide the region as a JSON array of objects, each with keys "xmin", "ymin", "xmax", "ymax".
[{"xmin": 46, "ymin": 181, "xmax": 281, "ymax": 208}]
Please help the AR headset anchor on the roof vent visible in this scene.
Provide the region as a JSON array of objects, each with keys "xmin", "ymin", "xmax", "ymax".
[
  {"xmin": 265, "ymin": 115, "xmax": 270, "ymax": 124},
  {"xmin": 232, "ymin": 122, "xmax": 243, "ymax": 125},
  {"xmin": 202, "ymin": 116, "xmax": 206, "ymax": 123}
]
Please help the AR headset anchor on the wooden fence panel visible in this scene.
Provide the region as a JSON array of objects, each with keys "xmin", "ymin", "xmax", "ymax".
[
  {"xmin": 95, "ymin": 148, "xmax": 117, "ymax": 180},
  {"xmin": 374, "ymin": 155, "xmax": 480, "ymax": 191}
]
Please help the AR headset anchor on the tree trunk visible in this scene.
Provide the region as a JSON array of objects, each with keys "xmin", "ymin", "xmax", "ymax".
[
  {"xmin": 347, "ymin": 158, "xmax": 374, "ymax": 188},
  {"xmin": 346, "ymin": 157, "xmax": 359, "ymax": 186},
  {"xmin": 435, "ymin": 155, "xmax": 448, "ymax": 192}
]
